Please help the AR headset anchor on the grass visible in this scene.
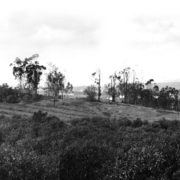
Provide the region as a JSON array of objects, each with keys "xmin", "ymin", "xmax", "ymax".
[{"xmin": 0, "ymin": 98, "xmax": 180, "ymax": 122}]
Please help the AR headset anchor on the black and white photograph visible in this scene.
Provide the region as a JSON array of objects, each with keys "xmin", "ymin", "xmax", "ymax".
[{"xmin": 0, "ymin": 0, "xmax": 180, "ymax": 179}]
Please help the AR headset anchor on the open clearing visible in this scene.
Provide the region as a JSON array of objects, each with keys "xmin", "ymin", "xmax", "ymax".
[{"xmin": 0, "ymin": 98, "xmax": 180, "ymax": 122}]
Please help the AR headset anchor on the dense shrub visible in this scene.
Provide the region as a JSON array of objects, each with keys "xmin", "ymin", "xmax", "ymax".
[
  {"xmin": 32, "ymin": 94, "xmax": 43, "ymax": 101},
  {"xmin": 84, "ymin": 85, "xmax": 97, "ymax": 101},
  {"xmin": 0, "ymin": 84, "xmax": 19, "ymax": 103},
  {"xmin": 22, "ymin": 94, "xmax": 32, "ymax": 102},
  {"xmin": 109, "ymin": 141, "xmax": 179, "ymax": 180},
  {"xmin": 114, "ymin": 117, "xmax": 148, "ymax": 128},
  {"xmin": 115, "ymin": 117, "xmax": 132, "ymax": 127},
  {"xmin": 132, "ymin": 118, "xmax": 143, "ymax": 128},
  {"xmin": 60, "ymin": 142, "xmax": 114, "ymax": 180},
  {"xmin": 6, "ymin": 94, "xmax": 20, "ymax": 103},
  {"xmin": 21, "ymin": 93, "xmax": 43, "ymax": 103},
  {"xmin": 0, "ymin": 112, "xmax": 179, "ymax": 179}
]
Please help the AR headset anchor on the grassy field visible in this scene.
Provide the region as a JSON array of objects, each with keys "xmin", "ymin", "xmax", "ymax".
[{"xmin": 0, "ymin": 98, "xmax": 180, "ymax": 122}]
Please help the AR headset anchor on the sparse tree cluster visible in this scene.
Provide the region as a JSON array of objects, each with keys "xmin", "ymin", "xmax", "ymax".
[
  {"xmin": 100, "ymin": 67, "xmax": 180, "ymax": 111},
  {"xmin": 46, "ymin": 65, "xmax": 73, "ymax": 106},
  {"xmin": 9, "ymin": 55, "xmax": 73, "ymax": 104},
  {"xmin": 10, "ymin": 54, "xmax": 46, "ymax": 98}
]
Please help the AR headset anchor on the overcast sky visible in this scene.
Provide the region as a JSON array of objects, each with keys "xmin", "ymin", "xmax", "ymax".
[{"xmin": 1, "ymin": 0, "xmax": 180, "ymax": 86}]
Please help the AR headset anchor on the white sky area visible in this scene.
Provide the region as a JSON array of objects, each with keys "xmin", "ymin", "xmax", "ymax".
[{"xmin": 1, "ymin": 0, "xmax": 180, "ymax": 87}]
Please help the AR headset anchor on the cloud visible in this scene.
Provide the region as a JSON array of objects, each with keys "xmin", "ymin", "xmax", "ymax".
[
  {"xmin": 1, "ymin": 11, "xmax": 99, "ymax": 49},
  {"xmin": 132, "ymin": 16, "xmax": 180, "ymax": 47},
  {"xmin": 134, "ymin": 17, "xmax": 174, "ymax": 33}
]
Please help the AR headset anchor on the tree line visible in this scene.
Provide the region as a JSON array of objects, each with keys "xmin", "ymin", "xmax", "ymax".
[
  {"xmin": 0, "ymin": 53, "xmax": 178, "ymax": 111},
  {"xmin": 85, "ymin": 67, "xmax": 180, "ymax": 111}
]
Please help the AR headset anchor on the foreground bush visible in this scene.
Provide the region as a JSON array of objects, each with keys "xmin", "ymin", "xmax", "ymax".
[
  {"xmin": 108, "ymin": 135, "xmax": 180, "ymax": 180},
  {"xmin": 60, "ymin": 142, "xmax": 114, "ymax": 180},
  {"xmin": 0, "ymin": 112, "xmax": 179, "ymax": 179},
  {"xmin": 6, "ymin": 94, "xmax": 20, "ymax": 103},
  {"xmin": 0, "ymin": 84, "xmax": 19, "ymax": 103}
]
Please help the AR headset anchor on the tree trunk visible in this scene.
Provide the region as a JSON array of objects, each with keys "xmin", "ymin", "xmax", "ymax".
[
  {"xmin": 98, "ymin": 87, "xmax": 101, "ymax": 101},
  {"xmin": 61, "ymin": 91, "xmax": 64, "ymax": 100},
  {"xmin": 54, "ymin": 96, "xmax": 56, "ymax": 107},
  {"xmin": 32, "ymin": 88, "xmax": 38, "ymax": 100},
  {"xmin": 35, "ymin": 88, "xmax": 37, "ymax": 97},
  {"xmin": 112, "ymin": 94, "xmax": 116, "ymax": 102}
]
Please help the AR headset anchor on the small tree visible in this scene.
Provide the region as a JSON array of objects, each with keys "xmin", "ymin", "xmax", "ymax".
[
  {"xmin": 47, "ymin": 65, "xmax": 65, "ymax": 106},
  {"xmin": 84, "ymin": 85, "xmax": 97, "ymax": 101},
  {"xmin": 120, "ymin": 67, "xmax": 131, "ymax": 103},
  {"xmin": 106, "ymin": 73, "xmax": 121, "ymax": 102},
  {"xmin": 10, "ymin": 57, "xmax": 29, "ymax": 92},
  {"xmin": 65, "ymin": 82, "xmax": 73, "ymax": 94},
  {"xmin": 92, "ymin": 70, "xmax": 101, "ymax": 102},
  {"xmin": 10, "ymin": 54, "xmax": 46, "ymax": 98}
]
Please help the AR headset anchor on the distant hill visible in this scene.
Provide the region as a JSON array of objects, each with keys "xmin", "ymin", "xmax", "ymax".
[{"xmin": 157, "ymin": 81, "xmax": 180, "ymax": 90}]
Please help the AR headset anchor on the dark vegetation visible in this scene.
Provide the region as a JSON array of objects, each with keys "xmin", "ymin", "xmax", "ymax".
[
  {"xmin": 10, "ymin": 54, "xmax": 46, "ymax": 98},
  {"xmin": 0, "ymin": 54, "xmax": 179, "ymax": 179},
  {"xmin": 104, "ymin": 68, "xmax": 180, "ymax": 112},
  {"xmin": 84, "ymin": 85, "xmax": 97, "ymax": 101},
  {"xmin": 0, "ymin": 111, "xmax": 179, "ymax": 179},
  {"xmin": 0, "ymin": 84, "xmax": 20, "ymax": 103},
  {"xmin": 83, "ymin": 67, "xmax": 180, "ymax": 114}
]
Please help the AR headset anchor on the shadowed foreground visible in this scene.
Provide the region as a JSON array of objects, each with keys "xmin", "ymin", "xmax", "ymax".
[{"xmin": 0, "ymin": 108, "xmax": 179, "ymax": 179}]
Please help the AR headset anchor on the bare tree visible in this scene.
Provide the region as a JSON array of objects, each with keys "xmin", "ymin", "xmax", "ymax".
[
  {"xmin": 121, "ymin": 67, "xmax": 131, "ymax": 103},
  {"xmin": 92, "ymin": 69, "xmax": 101, "ymax": 102}
]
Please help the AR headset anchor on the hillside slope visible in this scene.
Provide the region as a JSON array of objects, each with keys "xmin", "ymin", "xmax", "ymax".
[{"xmin": 0, "ymin": 99, "xmax": 180, "ymax": 122}]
